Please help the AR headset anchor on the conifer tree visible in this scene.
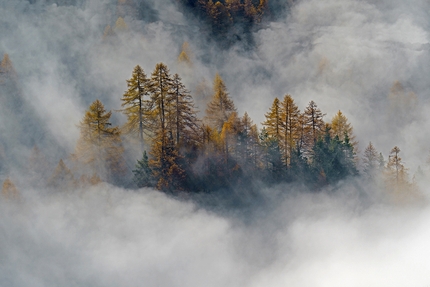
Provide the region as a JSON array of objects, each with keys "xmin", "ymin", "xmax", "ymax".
[
  {"xmin": 133, "ymin": 151, "xmax": 154, "ymax": 188},
  {"xmin": 119, "ymin": 65, "xmax": 150, "ymax": 151},
  {"xmin": 386, "ymin": 146, "xmax": 405, "ymax": 185},
  {"xmin": 385, "ymin": 146, "xmax": 417, "ymax": 203},
  {"xmin": 259, "ymin": 127, "xmax": 284, "ymax": 181},
  {"xmin": 1, "ymin": 178, "xmax": 19, "ymax": 200},
  {"xmin": 177, "ymin": 42, "xmax": 193, "ymax": 66},
  {"xmin": 147, "ymin": 63, "xmax": 186, "ymax": 191},
  {"xmin": 330, "ymin": 110, "xmax": 357, "ymax": 150},
  {"xmin": 279, "ymin": 95, "xmax": 300, "ymax": 167},
  {"xmin": 205, "ymin": 73, "xmax": 236, "ymax": 132},
  {"xmin": 47, "ymin": 159, "xmax": 76, "ymax": 189},
  {"xmin": 114, "ymin": 17, "xmax": 128, "ymax": 32},
  {"xmin": 362, "ymin": 142, "xmax": 379, "ymax": 178},
  {"xmin": 170, "ymin": 73, "xmax": 200, "ymax": 147},
  {"xmin": 303, "ymin": 100, "xmax": 325, "ymax": 155},
  {"xmin": 0, "ymin": 54, "xmax": 16, "ymax": 78},
  {"xmin": 74, "ymin": 99, "xmax": 126, "ymax": 183},
  {"xmin": 263, "ymin": 97, "xmax": 281, "ymax": 141}
]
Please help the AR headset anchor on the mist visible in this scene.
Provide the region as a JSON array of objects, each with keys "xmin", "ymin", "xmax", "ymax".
[
  {"xmin": 1, "ymin": 183, "xmax": 430, "ymax": 286},
  {"xmin": 1, "ymin": 0, "xmax": 430, "ymax": 285}
]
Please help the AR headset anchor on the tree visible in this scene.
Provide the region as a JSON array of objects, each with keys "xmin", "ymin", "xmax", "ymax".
[
  {"xmin": 178, "ymin": 42, "xmax": 193, "ymax": 66},
  {"xmin": 1, "ymin": 178, "xmax": 19, "ymax": 200},
  {"xmin": 74, "ymin": 99, "xmax": 126, "ymax": 184},
  {"xmin": 147, "ymin": 63, "xmax": 186, "ymax": 191},
  {"xmin": 311, "ymin": 126, "xmax": 357, "ymax": 185},
  {"xmin": 385, "ymin": 146, "xmax": 417, "ymax": 203},
  {"xmin": 0, "ymin": 54, "xmax": 16, "ymax": 79},
  {"xmin": 330, "ymin": 110, "xmax": 357, "ymax": 151},
  {"xmin": 114, "ymin": 17, "xmax": 128, "ymax": 32},
  {"xmin": 303, "ymin": 100, "xmax": 325, "ymax": 156},
  {"xmin": 119, "ymin": 65, "xmax": 150, "ymax": 151},
  {"xmin": 262, "ymin": 97, "xmax": 281, "ymax": 140},
  {"xmin": 386, "ymin": 146, "xmax": 405, "ymax": 185},
  {"xmin": 170, "ymin": 73, "xmax": 200, "ymax": 148},
  {"xmin": 259, "ymin": 127, "xmax": 284, "ymax": 182},
  {"xmin": 47, "ymin": 159, "xmax": 76, "ymax": 189},
  {"xmin": 133, "ymin": 151, "xmax": 155, "ymax": 188},
  {"xmin": 362, "ymin": 142, "xmax": 379, "ymax": 178},
  {"xmin": 279, "ymin": 95, "xmax": 300, "ymax": 167},
  {"xmin": 205, "ymin": 73, "xmax": 236, "ymax": 132}
]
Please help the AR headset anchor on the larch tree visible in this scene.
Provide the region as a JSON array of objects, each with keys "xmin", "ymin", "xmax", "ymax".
[
  {"xmin": 148, "ymin": 63, "xmax": 185, "ymax": 191},
  {"xmin": 0, "ymin": 54, "xmax": 16, "ymax": 78},
  {"xmin": 170, "ymin": 73, "xmax": 200, "ymax": 148},
  {"xmin": 1, "ymin": 178, "xmax": 19, "ymax": 200},
  {"xmin": 331, "ymin": 110, "xmax": 357, "ymax": 150},
  {"xmin": 263, "ymin": 97, "xmax": 282, "ymax": 141},
  {"xmin": 47, "ymin": 159, "xmax": 76, "ymax": 189},
  {"xmin": 74, "ymin": 99, "xmax": 126, "ymax": 184},
  {"xmin": 385, "ymin": 146, "xmax": 417, "ymax": 203},
  {"xmin": 114, "ymin": 17, "xmax": 128, "ymax": 32},
  {"xmin": 386, "ymin": 146, "xmax": 406, "ymax": 185},
  {"xmin": 279, "ymin": 95, "xmax": 300, "ymax": 167},
  {"xmin": 119, "ymin": 65, "xmax": 150, "ymax": 151},
  {"xmin": 205, "ymin": 73, "xmax": 236, "ymax": 132},
  {"xmin": 303, "ymin": 100, "xmax": 325, "ymax": 155},
  {"xmin": 362, "ymin": 142, "xmax": 379, "ymax": 178},
  {"xmin": 177, "ymin": 42, "xmax": 193, "ymax": 66}
]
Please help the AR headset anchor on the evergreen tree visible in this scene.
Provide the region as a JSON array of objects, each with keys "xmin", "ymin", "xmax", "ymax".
[
  {"xmin": 133, "ymin": 151, "xmax": 155, "ymax": 188},
  {"xmin": 259, "ymin": 127, "xmax": 284, "ymax": 182},
  {"xmin": 119, "ymin": 65, "xmax": 150, "ymax": 151},
  {"xmin": 311, "ymin": 126, "xmax": 357, "ymax": 185}
]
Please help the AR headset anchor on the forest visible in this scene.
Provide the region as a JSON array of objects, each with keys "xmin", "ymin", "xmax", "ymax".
[
  {"xmin": 2, "ymin": 0, "xmax": 430, "ymax": 286},
  {"xmin": 0, "ymin": 52, "xmax": 420, "ymax": 204}
]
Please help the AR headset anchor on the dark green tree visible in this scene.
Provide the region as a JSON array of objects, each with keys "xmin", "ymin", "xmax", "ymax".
[{"xmin": 133, "ymin": 151, "xmax": 155, "ymax": 188}]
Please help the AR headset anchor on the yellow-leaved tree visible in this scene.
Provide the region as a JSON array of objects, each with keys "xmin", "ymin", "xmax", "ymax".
[
  {"xmin": 147, "ymin": 63, "xmax": 185, "ymax": 191},
  {"xmin": 204, "ymin": 73, "xmax": 236, "ymax": 132},
  {"xmin": 303, "ymin": 100, "xmax": 325, "ymax": 156},
  {"xmin": 330, "ymin": 110, "xmax": 357, "ymax": 150},
  {"xmin": 1, "ymin": 178, "xmax": 19, "ymax": 200},
  {"xmin": 73, "ymin": 99, "xmax": 126, "ymax": 184},
  {"xmin": 177, "ymin": 42, "xmax": 193, "ymax": 66},
  {"xmin": 119, "ymin": 65, "xmax": 151, "ymax": 151},
  {"xmin": 385, "ymin": 146, "xmax": 419, "ymax": 203},
  {"xmin": 47, "ymin": 159, "xmax": 76, "ymax": 190},
  {"xmin": 279, "ymin": 95, "xmax": 300, "ymax": 167}
]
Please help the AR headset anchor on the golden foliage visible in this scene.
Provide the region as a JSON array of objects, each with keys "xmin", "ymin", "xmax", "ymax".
[
  {"xmin": 119, "ymin": 65, "xmax": 151, "ymax": 150},
  {"xmin": 74, "ymin": 100, "xmax": 126, "ymax": 182},
  {"xmin": 114, "ymin": 17, "xmax": 128, "ymax": 32},
  {"xmin": 47, "ymin": 159, "xmax": 76, "ymax": 190},
  {"xmin": 205, "ymin": 73, "xmax": 236, "ymax": 131},
  {"xmin": 177, "ymin": 42, "xmax": 193, "ymax": 66},
  {"xmin": 1, "ymin": 178, "xmax": 19, "ymax": 200}
]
